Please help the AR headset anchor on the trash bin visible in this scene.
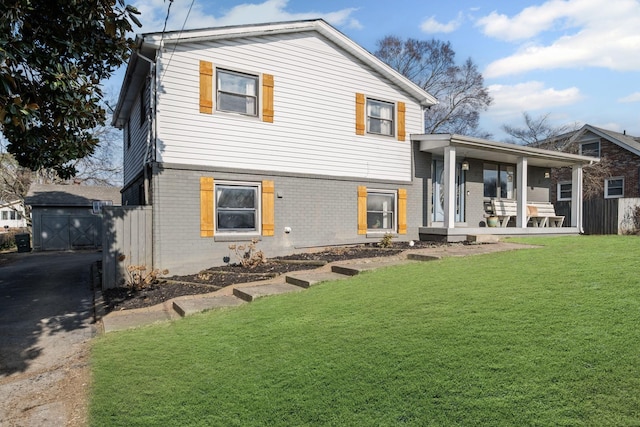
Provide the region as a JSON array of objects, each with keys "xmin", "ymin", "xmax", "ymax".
[{"xmin": 15, "ymin": 233, "xmax": 31, "ymax": 253}]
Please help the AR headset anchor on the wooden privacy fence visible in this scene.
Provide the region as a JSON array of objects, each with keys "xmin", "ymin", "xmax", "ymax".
[
  {"xmin": 102, "ymin": 206, "xmax": 152, "ymax": 289},
  {"xmin": 554, "ymin": 198, "xmax": 640, "ymax": 235}
]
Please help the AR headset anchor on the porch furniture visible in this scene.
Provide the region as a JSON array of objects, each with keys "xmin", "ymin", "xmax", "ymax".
[
  {"xmin": 527, "ymin": 202, "xmax": 565, "ymax": 227},
  {"xmin": 489, "ymin": 199, "xmax": 518, "ymax": 227}
]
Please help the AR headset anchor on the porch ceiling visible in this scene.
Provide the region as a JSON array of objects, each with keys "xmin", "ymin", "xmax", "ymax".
[{"xmin": 413, "ymin": 133, "xmax": 598, "ymax": 168}]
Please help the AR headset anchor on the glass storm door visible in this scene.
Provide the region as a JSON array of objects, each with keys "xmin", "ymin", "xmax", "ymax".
[{"xmin": 432, "ymin": 160, "xmax": 465, "ymax": 223}]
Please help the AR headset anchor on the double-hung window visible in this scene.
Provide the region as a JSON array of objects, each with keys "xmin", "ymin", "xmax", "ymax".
[
  {"xmin": 367, "ymin": 99, "xmax": 394, "ymax": 136},
  {"xmin": 216, "ymin": 183, "xmax": 260, "ymax": 232},
  {"xmin": 605, "ymin": 177, "xmax": 624, "ymax": 198},
  {"xmin": 217, "ymin": 69, "xmax": 258, "ymax": 116},
  {"xmin": 367, "ymin": 191, "xmax": 396, "ymax": 231},
  {"xmin": 557, "ymin": 181, "xmax": 572, "ymax": 201}
]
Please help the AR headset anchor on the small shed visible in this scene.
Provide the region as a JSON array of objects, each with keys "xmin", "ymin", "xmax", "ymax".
[{"xmin": 25, "ymin": 184, "xmax": 122, "ymax": 251}]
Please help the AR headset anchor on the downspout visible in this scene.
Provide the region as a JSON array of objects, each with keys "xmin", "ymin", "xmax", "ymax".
[{"xmin": 136, "ymin": 50, "xmax": 157, "ymax": 206}]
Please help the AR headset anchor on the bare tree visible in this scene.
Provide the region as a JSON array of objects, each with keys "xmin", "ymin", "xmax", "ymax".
[
  {"xmin": 502, "ymin": 112, "xmax": 579, "ymax": 147},
  {"xmin": 504, "ymin": 112, "xmax": 610, "ymax": 199},
  {"xmin": 70, "ymin": 118, "xmax": 123, "ymax": 187},
  {"xmin": 375, "ymin": 36, "xmax": 492, "ymax": 137}
]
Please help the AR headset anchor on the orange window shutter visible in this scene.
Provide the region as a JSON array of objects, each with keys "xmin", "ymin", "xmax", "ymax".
[
  {"xmin": 199, "ymin": 60, "xmax": 213, "ymax": 114},
  {"xmin": 357, "ymin": 185, "xmax": 367, "ymax": 234},
  {"xmin": 398, "ymin": 188, "xmax": 407, "ymax": 234},
  {"xmin": 200, "ymin": 177, "xmax": 215, "ymax": 237},
  {"xmin": 355, "ymin": 93, "xmax": 365, "ymax": 135},
  {"xmin": 262, "ymin": 180, "xmax": 275, "ymax": 236},
  {"xmin": 262, "ymin": 74, "xmax": 274, "ymax": 123},
  {"xmin": 397, "ymin": 102, "xmax": 406, "ymax": 141}
]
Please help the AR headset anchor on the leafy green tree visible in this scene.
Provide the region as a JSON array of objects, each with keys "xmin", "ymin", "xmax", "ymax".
[{"xmin": 0, "ymin": 0, "xmax": 140, "ymax": 178}]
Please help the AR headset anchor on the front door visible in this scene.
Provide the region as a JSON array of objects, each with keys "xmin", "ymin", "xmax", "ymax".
[{"xmin": 432, "ymin": 160, "xmax": 465, "ymax": 223}]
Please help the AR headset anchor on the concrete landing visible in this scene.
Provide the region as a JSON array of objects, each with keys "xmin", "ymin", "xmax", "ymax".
[
  {"xmin": 233, "ymin": 282, "xmax": 304, "ymax": 302},
  {"xmin": 286, "ymin": 271, "xmax": 348, "ymax": 288},
  {"xmin": 173, "ymin": 295, "xmax": 246, "ymax": 317}
]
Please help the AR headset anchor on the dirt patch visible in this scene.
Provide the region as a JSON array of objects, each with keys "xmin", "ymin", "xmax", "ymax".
[{"xmin": 102, "ymin": 242, "xmax": 448, "ymax": 312}]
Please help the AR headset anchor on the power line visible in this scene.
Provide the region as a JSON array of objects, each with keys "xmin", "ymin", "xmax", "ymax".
[{"xmin": 159, "ymin": 0, "xmax": 196, "ymax": 84}]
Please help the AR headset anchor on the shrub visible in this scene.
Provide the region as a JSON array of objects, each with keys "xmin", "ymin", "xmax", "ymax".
[
  {"xmin": 228, "ymin": 239, "xmax": 266, "ymax": 269},
  {"xmin": 378, "ymin": 233, "xmax": 394, "ymax": 248}
]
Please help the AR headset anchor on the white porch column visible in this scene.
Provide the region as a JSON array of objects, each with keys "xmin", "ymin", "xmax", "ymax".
[
  {"xmin": 571, "ymin": 164, "xmax": 584, "ymax": 231},
  {"xmin": 516, "ymin": 157, "xmax": 528, "ymax": 228},
  {"xmin": 443, "ymin": 146, "xmax": 457, "ymax": 228}
]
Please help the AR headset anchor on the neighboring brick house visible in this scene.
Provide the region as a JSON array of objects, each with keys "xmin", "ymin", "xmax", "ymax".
[{"xmin": 549, "ymin": 125, "xmax": 640, "ymax": 202}]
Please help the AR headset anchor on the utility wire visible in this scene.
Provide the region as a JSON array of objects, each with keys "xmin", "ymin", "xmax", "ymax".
[{"xmin": 159, "ymin": 0, "xmax": 196, "ymax": 84}]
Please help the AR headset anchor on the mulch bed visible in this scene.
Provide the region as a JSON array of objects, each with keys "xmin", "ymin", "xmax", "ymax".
[{"xmin": 101, "ymin": 241, "xmax": 452, "ymax": 313}]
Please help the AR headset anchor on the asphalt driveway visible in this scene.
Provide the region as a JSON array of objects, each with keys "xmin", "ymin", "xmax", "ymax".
[{"xmin": 0, "ymin": 250, "xmax": 100, "ymax": 426}]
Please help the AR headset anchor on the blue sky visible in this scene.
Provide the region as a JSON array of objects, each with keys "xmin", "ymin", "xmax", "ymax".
[{"xmin": 113, "ymin": 0, "xmax": 640, "ymax": 140}]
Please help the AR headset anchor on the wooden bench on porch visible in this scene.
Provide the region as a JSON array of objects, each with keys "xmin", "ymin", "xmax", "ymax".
[
  {"xmin": 489, "ymin": 199, "xmax": 518, "ymax": 227},
  {"xmin": 527, "ymin": 202, "xmax": 565, "ymax": 227}
]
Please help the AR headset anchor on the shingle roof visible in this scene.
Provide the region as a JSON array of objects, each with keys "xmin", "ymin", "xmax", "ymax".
[
  {"xmin": 584, "ymin": 125, "xmax": 640, "ymax": 155},
  {"xmin": 24, "ymin": 184, "xmax": 122, "ymax": 207}
]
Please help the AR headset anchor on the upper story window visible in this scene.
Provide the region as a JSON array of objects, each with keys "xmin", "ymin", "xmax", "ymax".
[
  {"xmin": 605, "ymin": 177, "xmax": 624, "ymax": 198},
  {"xmin": 217, "ymin": 69, "xmax": 258, "ymax": 116},
  {"xmin": 367, "ymin": 99, "xmax": 395, "ymax": 136},
  {"xmin": 580, "ymin": 141, "xmax": 600, "ymax": 157}
]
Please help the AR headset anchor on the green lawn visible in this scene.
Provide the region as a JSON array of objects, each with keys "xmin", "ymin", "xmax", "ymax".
[{"xmin": 90, "ymin": 236, "xmax": 640, "ymax": 426}]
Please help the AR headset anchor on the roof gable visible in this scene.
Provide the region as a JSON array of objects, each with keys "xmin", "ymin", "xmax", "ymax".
[{"xmin": 572, "ymin": 125, "xmax": 640, "ymax": 156}]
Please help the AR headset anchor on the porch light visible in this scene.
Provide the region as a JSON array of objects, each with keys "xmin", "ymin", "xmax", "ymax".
[
  {"xmin": 544, "ymin": 171, "xmax": 550, "ymax": 178},
  {"xmin": 461, "ymin": 160, "xmax": 470, "ymax": 171}
]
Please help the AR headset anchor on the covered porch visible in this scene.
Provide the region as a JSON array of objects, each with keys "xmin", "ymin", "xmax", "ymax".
[{"xmin": 412, "ymin": 134, "xmax": 597, "ymax": 242}]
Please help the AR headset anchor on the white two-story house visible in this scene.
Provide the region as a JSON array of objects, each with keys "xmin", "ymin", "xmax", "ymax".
[{"xmin": 111, "ymin": 19, "xmax": 594, "ymax": 279}]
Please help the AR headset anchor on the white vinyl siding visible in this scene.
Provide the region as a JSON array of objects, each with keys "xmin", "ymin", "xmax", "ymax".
[
  {"xmin": 154, "ymin": 33, "xmax": 422, "ymax": 182},
  {"xmin": 123, "ymin": 82, "xmax": 149, "ymax": 186}
]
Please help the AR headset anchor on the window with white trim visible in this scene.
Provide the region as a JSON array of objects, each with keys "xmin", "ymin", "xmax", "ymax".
[
  {"xmin": 605, "ymin": 177, "xmax": 624, "ymax": 198},
  {"xmin": 367, "ymin": 99, "xmax": 394, "ymax": 136},
  {"xmin": 557, "ymin": 181, "xmax": 572, "ymax": 201},
  {"xmin": 216, "ymin": 183, "xmax": 260, "ymax": 233},
  {"xmin": 580, "ymin": 141, "xmax": 600, "ymax": 157},
  {"xmin": 217, "ymin": 69, "xmax": 258, "ymax": 116},
  {"xmin": 367, "ymin": 190, "xmax": 396, "ymax": 231}
]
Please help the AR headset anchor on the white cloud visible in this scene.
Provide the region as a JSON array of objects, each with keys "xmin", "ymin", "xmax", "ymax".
[
  {"xmin": 486, "ymin": 81, "xmax": 583, "ymax": 118},
  {"xmin": 478, "ymin": 0, "xmax": 640, "ymax": 77},
  {"xmin": 420, "ymin": 12, "xmax": 463, "ymax": 34},
  {"xmin": 618, "ymin": 92, "xmax": 640, "ymax": 103},
  {"xmin": 132, "ymin": 0, "xmax": 361, "ymax": 33}
]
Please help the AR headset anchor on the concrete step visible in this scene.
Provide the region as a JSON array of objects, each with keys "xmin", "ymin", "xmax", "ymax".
[
  {"xmin": 467, "ymin": 234, "xmax": 500, "ymax": 243},
  {"xmin": 233, "ymin": 282, "xmax": 304, "ymax": 302},
  {"xmin": 285, "ymin": 271, "xmax": 348, "ymax": 288},
  {"xmin": 406, "ymin": 253, "xmax": 442, "ymax": 261},
  {"xmin": 172, "ymin": 295, "xmax": 246, "ymax": 317},
  {"xmin": 331, "ymin": 264, "xmax": 365, "ymax": 276}
]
